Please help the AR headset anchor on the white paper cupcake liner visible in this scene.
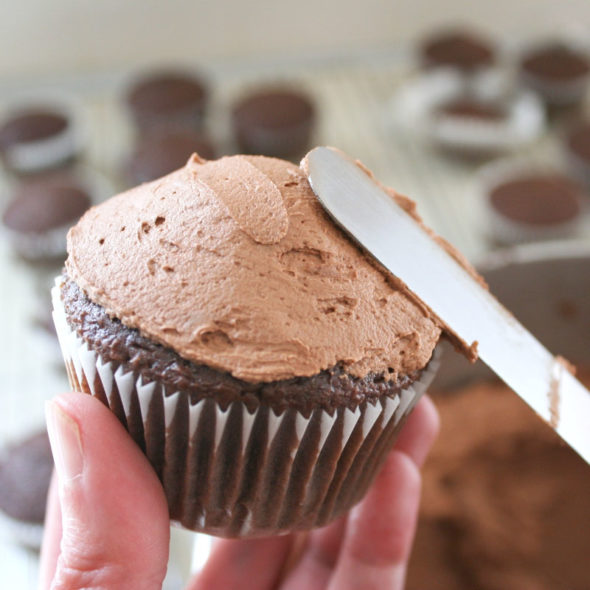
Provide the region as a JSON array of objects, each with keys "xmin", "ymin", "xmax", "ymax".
[{"xmin": 52, "ymin": 278, "xmax": 439, "ymax": 537}]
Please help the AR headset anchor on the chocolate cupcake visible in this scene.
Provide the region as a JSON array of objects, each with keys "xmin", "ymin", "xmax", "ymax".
[
  {"xmin": 125, "ymin": 130, "xmax": 216, "ymax": 186},
  {"xmin": 0, "ymin": 101, "xmax": 82, "ymax": 176},
  {"xmin": 231, "ymin": 89, "xmax": 315, "ymax": 159},
  {"xmin": 125, "ymin": 70, "xmax": 208, "ymax": 135},
  {"xmin": 52, "ymin": 152, "xmax": 471, "ymax": 538},
  {"xmin": 2, "ymin": 172, "xmax": 93, "ymax": 262},
  {"xmin": 519, "ymin": 41, "xmax": 590, "ymax": 108},
  {"xmin": 391, "ymin": 69, "xmax": 545, "ymax": 159},
  {"xmin": 479, "ymin": 160, "xmax": 585, "ymax": 245},
  {"xmin": 419, "ymin": 27, "xmax": 496, "ymax": 73},
  {"xmin": 0, "ymin": 430, "xmax": 53, "ymax": 549},
  {"xmin": 564, "ymin": 120, "xmax": 590, "ymax": 188}
]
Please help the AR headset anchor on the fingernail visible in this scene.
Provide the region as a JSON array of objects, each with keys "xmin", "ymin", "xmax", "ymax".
[{"xmin": 46, "ymin": 400, "xmax": 84, "ymax": 483}]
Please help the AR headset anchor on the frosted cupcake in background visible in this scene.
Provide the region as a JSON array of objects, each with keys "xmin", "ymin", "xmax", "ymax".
[{"xmin": 52, "ymin": 150, "xmax": 478, "ymax": 538}]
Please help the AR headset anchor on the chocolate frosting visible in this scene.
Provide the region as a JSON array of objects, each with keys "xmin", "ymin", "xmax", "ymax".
[
  {"xmin": 408, "ymin": 376, "xmax": 590, "ymax": 589},
  {"xmin": 66, "ymin": 153, "xmax": 445, "ymax": 383}
]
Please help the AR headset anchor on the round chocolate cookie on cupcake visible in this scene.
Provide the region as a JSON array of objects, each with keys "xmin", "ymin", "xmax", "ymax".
[
  {"xmin": 0, "ymin": 430, "xmax": 53, "ymax": 549},
  {"xmin": 2, "ymin": 172, "xmax": 93, "ymax": 262},
  {"xmin": 124, "ymin": 130, "xmax": 216, "ymax": 186},
  {"xmin": 231, "ymin": 88, "xmax": 315, "ymax": 160},
  {"xmin": 418, "ymin": 27, "xmax": 496, "ymax": 73},
  {"xmin": 125, "ymin": 69, "xmax": 209, "ymax": 135},
  {"xmin": 52, "ymin": 151, "xmax": 476, "ymax": 538},
  {"xmin": 0, "ymin": 100, "xmax": 83, "ymax": 176}
]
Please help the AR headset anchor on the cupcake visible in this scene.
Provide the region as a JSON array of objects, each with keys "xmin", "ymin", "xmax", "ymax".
[
  {"xmin": 2, "ymin": 172, "xmax": 93, "ymax": 263},
  {"xmin": 479, "ymin": 159, "xmax": 585, "ymax": 245},
  {"xmin": 519, "ymin": 41, "xmax": 590, "ymax": 109},
  {"xmin": 418, "ymin": 27, "xmax": 496, "ymax": 73},
  {"xmin": 0, "ymin": 430, "xmax": 53, "ymax": 549},
  {"xmin": 0, "ymin": 100, "xmax": 83, "ymax": 176},
  {"xmin": 125, "ymin": 70, "xmax": 209, "ymax": 135},
  {"xmin": 391, "ymin": 69, "xmax": 545, "ymax": 159},
  {"xmin": 231, "ymin": 88, "xmax": 315, "ymax": 159},
  {"xmin": 124, "ymin": 130, "xmax": 216, "ymax": 186},
  {"xmin": 564, "ymin": 120, "xmax": 590, "ymax": 188},
  {"xmin": 52, "ymin": 152, "xmax": 472, "ymax": 537}
]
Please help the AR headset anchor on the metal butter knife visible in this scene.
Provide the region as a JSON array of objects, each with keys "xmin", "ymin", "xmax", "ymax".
[{"xmin": 305, "ymin": 146, "xmax": 590, "ymax": 465}]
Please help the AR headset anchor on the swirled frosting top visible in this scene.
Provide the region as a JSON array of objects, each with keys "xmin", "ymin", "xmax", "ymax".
[{"xmin": 66, "ymin": 153, "xmax": 469, "ymax": 382}]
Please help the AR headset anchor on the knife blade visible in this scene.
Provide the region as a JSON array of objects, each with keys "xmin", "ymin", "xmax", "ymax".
[{"xmin": 304, "ymin": 146, "xmax": 590, "ymax": 465}]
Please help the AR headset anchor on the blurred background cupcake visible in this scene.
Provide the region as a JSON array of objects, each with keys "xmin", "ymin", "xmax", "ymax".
[
  {"xmin": 231, "ymin": 87, "xmax": 316, "ymax": 160},
  {"xmin": 518, "ymin": 40, "xmax": 590, "ymax": 115},
  {"xmin": 0, "ymin": 430, "xmax": 53, "ymax": 550},
  {"xmin": 417, "ymin": 27, "xmax": 497, "ymax": 74},
  {"xmin": 478, "ymin": 157, "xmax": 587, "ymax": 245},
  {"xmin": 391, "ymin": 69, "xmax": 545, "ymax": 160},
  {"xmin": 124, "ymin": 69, "xmax": 209, "ymax": 136},
  {"xmin": 0, "ymin": 95, "xmax": 84, "ymax": 177}
]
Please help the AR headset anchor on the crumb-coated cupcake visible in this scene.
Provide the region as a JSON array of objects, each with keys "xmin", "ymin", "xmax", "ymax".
[
  {"xmin": 52, "ymin": 152, "xmax": 463, "ymax": 537},
  {"xmin": 0, "ymin": 430, "xmax": 53, "ymax": 549}
]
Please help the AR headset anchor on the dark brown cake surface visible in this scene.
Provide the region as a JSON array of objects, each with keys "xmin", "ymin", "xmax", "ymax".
[
  {"xmin": 3, "ymin": 175, "xmax": 91, "ymax": 233},
  {"xmin": 437, "ymin": 98, "xmax": 505, "ymax": 121},
  {"xmin": 0, "ymin": 431, "xmax": 53, "ymax": 523},
  {"xmin": 521, "ymin": 43, "xmax": 590, "ymax": 81},
  {"xmin": 126, "ymin": 71, "xmax": 207, "ymax": 117},
  {"xmin": 489, "ymin": 173, "xmax": 582, "ymax": 225},
  {"xmin": 420, "ymin": 29, "xmax": 495, "ymax": 72},
  {"xmin": 231, "ymin": 89, "xmax": 315, "ymax": 158},
  {"xmin": 61, "ymin": 276, "xmax": 425, "ymax": 415},
  {"xmin": 0, "ymin": 110, "xmax": 68, "ymax": 148},
  {"xmin": 126, "ymin": 131, "xmax": 216, "ymax": 185}
]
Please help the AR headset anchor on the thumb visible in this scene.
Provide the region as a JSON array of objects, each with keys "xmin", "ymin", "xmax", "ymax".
[{"xmin": 44, "ymin": 393, "xmax": 170, "ymax": 590}]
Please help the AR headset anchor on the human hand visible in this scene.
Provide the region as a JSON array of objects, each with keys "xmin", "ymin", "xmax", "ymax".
[{"xmin": 40, "ymin": 392, "xmax": 439, "ymax": 590}]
